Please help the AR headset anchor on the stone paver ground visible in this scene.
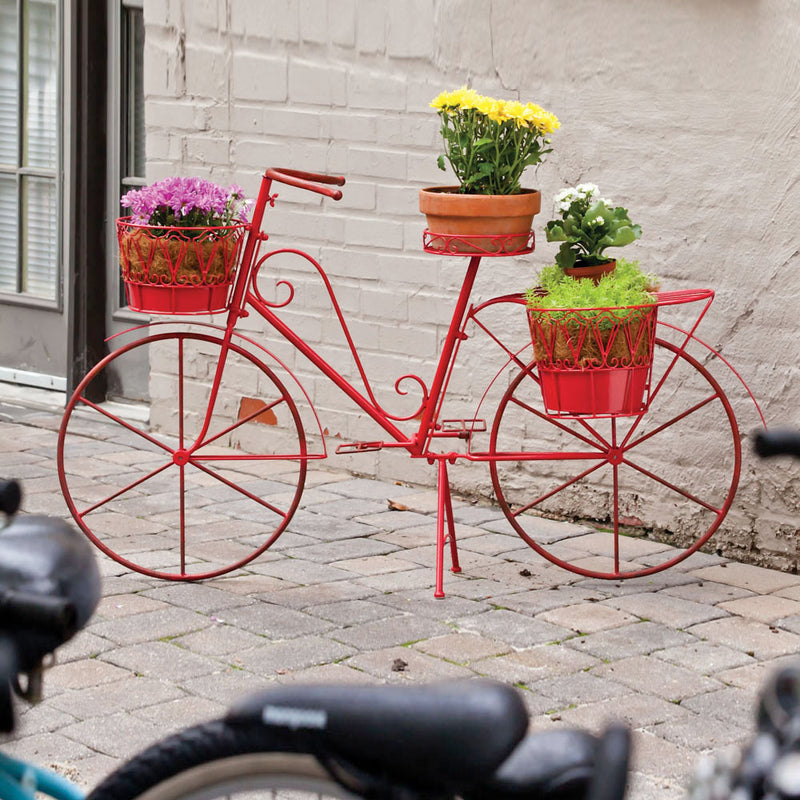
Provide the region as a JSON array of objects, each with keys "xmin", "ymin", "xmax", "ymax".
[{"xmin": 1, "ymin": 392, "xmax": 796, "ymax": 799}]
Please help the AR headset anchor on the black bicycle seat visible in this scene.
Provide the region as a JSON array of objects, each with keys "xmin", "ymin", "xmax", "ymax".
[
  {"xmin": 0, "ymin": 514, "xmax": 100, "ymax": 670},
  {"xmin": 228, "ymin": 680, "xmax": 529, "ymax": 792}
]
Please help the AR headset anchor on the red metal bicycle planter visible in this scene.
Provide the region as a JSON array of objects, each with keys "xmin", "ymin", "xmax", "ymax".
[{"xmin": 57, "ymin": 168, "xmax": 764, "ymax": 596}]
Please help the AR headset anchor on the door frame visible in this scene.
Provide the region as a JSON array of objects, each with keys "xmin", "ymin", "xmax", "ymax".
[{"xmin": 66, "ymin": 0, "xmax": 107, "ymax": 397}]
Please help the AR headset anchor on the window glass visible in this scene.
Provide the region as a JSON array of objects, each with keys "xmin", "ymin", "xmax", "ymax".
[
  {"xmin": 0, "ymin": 1, "xmax": 19, "ymax": 167},
  {"xmin": 0, "ymin": 0, "xmax": 58, "ymax": 301},
  {"xmin": 123, "ymin": 6, "xmax": 145, "ymax": 179},
  {"xmin": 23, "ymin": 0, "xmax": 57, "ymax": 170},
  {"xmin": 21, "ymin": 174, "xmax": 56, "ymax": 296},
  {"xmin": 0, "ymin": 174, "xmax": 18, "ymax": 292}
]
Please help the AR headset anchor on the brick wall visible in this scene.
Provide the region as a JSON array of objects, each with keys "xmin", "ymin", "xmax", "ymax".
[{"xmin": 142, "ymin": 0, "xmax": 800, "ymax": 569}]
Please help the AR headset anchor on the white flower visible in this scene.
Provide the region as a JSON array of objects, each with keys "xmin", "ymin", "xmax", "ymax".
[
  {"xmin": 576, "ymin": 182, "xmax": 598, "ymax": 197},
  {"xmin": 554, "ymin": 187, "xmax": 577, "ymax": 202},
  {"xmin": 591, "ymin": 215, "xmax": 605, "ymax": 226},
  {"xmin": 600, "ymin": 197, "xmax": 612, "ymax": 206}
]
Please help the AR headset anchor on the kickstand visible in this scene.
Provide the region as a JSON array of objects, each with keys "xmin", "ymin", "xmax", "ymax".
[{"xmin": 434, "ymin": 459, "xmax": 462, "ymax": 598}]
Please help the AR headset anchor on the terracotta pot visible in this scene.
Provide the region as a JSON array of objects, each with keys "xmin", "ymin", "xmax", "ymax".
[
  {"xmin": 419, "ymin": 186, "xmax": 541, "ymax": 255},
  {"xmin": 563, "ymin": 259, "xmax": 616, "ymax": 283}
]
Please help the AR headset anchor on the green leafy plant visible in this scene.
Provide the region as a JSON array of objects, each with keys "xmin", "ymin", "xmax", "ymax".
[
  {"xmin": 545, "ymin": 184, "xmax": 641, "ymax": 270},
  {"xmin": 526, "ymin": 258, "xmax": 657, "ymax": 326},
  {"xmin": 430, "ymin": 88, "xmax": 560, "ymax": 195}
]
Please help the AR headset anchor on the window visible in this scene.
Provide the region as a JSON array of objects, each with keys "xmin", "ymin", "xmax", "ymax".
[
  {"xmin": 0, "ymin": 0, "xmax": 60, "ymax": 302},
  {"xmin": 111, "ymin": 0, "xmax": 145, "ymax": 310}
]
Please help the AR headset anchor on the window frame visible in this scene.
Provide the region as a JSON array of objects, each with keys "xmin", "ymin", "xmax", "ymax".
[
  {"xmin": 107, "ymin": 0, "xmax": 145, "ymax": 323},
  {"xmin": 0, "ymin": 0, "xmax": 64, "ymax": 311}
]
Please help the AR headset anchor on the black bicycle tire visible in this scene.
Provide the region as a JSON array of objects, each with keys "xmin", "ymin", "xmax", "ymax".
[{"xmin": 86, "ymin": 719, "xmax": 355, "ymax": 800}]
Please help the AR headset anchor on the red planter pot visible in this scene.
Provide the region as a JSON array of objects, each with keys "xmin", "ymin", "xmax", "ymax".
[
  {"xmin": 528, "ymin": 303, "xmax": 658, "ymax": 418},
  {"xmin": 117, "ymin": 219, "xmax": 247, "ymax": 314}
]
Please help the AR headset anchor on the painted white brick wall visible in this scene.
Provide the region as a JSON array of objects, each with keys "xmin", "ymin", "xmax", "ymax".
[{"xmin": 141, "ymin": 0, "xmax": 800, "ymax": 569}]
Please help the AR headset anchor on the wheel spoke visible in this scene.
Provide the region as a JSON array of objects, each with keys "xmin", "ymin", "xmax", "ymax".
[
  {"xmin": 179, "ymin": 464, "xmax": 186, "ymax": 574},
  {"xmin": 75, "ymin": 395, "xmax": 174, "ymax": 454},
  {"xmin": 178, "ymin": 336, "xmax": 185, "ymax": 448},
  {"xmin": 509, "ymin": 393, "xmax": 609, "ymax": 452},
  {"xmin": 621, "ymin": 456, "xmax": 721, "ymax": 513},
  {"xmin": 190, "ymin": 458, "xmax": 290, "ymax": 519},
  {"xmin": 80, "ymin": 460, "xmax": 174, "ymax": 516},
  {"xmin": 510, "ymin": 460, "xmax": 608, "ymax": 517},
  {"xmin": 195, "ymin": 396, "xmax": 288, "ymax": 451},
  {"xmin": 623, "ymin": 391, "xmax": 720, "ymax": 451}
]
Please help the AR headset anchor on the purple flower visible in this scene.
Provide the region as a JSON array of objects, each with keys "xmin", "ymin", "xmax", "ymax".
[{"xmin": 120, "ymin": 177, "xmax": 251, "ymax": 227}]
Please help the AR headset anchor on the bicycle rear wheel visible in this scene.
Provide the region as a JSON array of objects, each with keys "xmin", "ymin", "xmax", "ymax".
[
  {"xmin": 489, "ymin": 339, "xmax": 741, "ymax": 578},
  {"xmin": 86, "ymin": 720, "xmax": 359, "ymax": 800},
  {"xmin": 57, "ymin": 331, "xmax": 309, "ymax": 580}
]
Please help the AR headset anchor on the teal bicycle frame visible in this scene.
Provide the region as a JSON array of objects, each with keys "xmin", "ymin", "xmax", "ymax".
[{"xmin": 0, "ymin": 752, "xmax": 84, "ymax": 800}]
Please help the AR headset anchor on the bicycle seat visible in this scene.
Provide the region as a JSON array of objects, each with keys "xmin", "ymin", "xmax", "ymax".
[
  {"xmin": 227, "ymin": 680, "xmax": 528, "ymax": 791},
  {"xmin": 0, "ymin": 514, "xmax": 100, "ymax": 671}
]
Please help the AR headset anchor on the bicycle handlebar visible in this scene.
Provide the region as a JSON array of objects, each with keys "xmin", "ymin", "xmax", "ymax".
[
  {"xmin": 264, "ymin": 168, "xmax": 345, "ymax": 200},
  {"xmin": 754, "ymin": 428, "xmax": 800, "ymax": 459}
]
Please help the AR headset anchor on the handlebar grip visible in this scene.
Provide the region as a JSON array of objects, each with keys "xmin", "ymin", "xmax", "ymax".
[
  {"xmin": 0, "ymin": 480, "xmax": 21, "ymax": 516},
  {"xmin": 754, "ymin": 428, "xmax": 800, "ymax": 459},
  {"xmin": 586, "ymin": 724, "xmax": 630, "ymax": 800},
  {"xmin": 0, "ymin": 589, "xmax": 77, "ymax": 638},
  {"xmin": 264, "ymin": 168, "xmax": 345, "ymax": 200},
  {"xmin": 0, "ymin": 638, "xmax": 16, "ymax": 732}
]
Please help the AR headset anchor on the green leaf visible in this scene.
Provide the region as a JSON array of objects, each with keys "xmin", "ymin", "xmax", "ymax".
[
  {"xmin": 554, "ymin": 242, "xmax": 577, "ymax": 270},
  {"xmin": 604, "ymin": 225, "xmax": 638, "ymax": 248},
  {"xmin": 437, "ymin": 155, "xmax": 446, "ymax": 171},
  {"xmin": 545, "ymin": 221, "xmax": 568, "ymax": 242}
]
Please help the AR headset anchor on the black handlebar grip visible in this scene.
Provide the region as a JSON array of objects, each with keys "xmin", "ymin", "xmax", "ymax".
[
  {"xmin": 754, "ymin": 429, "xmax": 800, "ymax": 459},
  {"xmin": 0, "ymin": 589, "xmax": 77, "ymax": 638},
  {"xmin": 586, "ymin": 724, "xmax": 631, "ymax": 800},
  {"xmin": 0, "ymin": 480, "xmax": 21, "ymax": 516},
  {"xmin": 0, "ymin": 638, "xmax": 17, "ymax": 733}
]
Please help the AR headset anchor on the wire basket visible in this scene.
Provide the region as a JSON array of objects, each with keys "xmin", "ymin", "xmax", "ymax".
[
  {"xmin": 118, "ymin": 219, "xmax": 248, "ymax": 314},
  {"xmin": 528, "ymin": 303, "xmax": 658, "ymax": 418}
]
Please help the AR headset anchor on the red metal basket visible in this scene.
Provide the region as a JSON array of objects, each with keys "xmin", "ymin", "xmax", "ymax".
[
  {"xmin": 528, "ymin": 303, "xmax": 658, "ymax": 418},
  {"xmin": 118, "ymin": 219, "xmax": 248, "ymax": 314}
]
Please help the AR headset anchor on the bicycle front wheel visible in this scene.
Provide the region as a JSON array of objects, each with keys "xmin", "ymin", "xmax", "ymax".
[
  {"xmin": 86, "ymin": 721, "xmax": 359, "ymax": 800},
  {"xmin": 57, "ymin": 331, "xmax": 309, "ymax": 580},
  {"xmin": 489, "ymin": 338, "xmax": 741, "ymax": 579}
]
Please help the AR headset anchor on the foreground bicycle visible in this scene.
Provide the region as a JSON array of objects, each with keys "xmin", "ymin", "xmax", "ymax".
[
  {"xmin": 0, "ymin": 478, "xmax": 620, "ymax": 800},
  {"xmin": 7, "ymin": 457, "xmax": 800, "ymax": 800},
  {"xmin": 57, "ymin": 169, "xmax": 763, "ymax": 593}
]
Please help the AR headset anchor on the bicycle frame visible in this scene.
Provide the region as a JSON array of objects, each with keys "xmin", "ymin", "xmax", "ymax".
[
  {"xmin": 192, "ymin": 173, "xmax": 489, "ymax": 465},
  {"xmin": 0, "ymin": 752, "xmax": 83, "ymax": 800}
]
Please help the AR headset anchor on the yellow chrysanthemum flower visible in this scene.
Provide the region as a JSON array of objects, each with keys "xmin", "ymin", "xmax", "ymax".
[
  {"xmin": 502, "ymin": 100, "xmax": 529, "ymax": 127},
  {"xmin": 430, "ymin": 87, "xmax": 559, "ymax": 193},
  {"xmin": 522, "ymin": 103, "xmax": 560, "ymax": 134},
  {"xmin": 430, "ymin": 92, "xmax": 449, "ymax": 110}
]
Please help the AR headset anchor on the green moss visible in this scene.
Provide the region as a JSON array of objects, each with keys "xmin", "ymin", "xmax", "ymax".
[{"xmin": 526, "ymin": 258, "xmax": 658, "ymax": 321}]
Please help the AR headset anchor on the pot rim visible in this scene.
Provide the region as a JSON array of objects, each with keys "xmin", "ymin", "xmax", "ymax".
[{"xmin": 420, "ymin": 186, "xmax": 540, "ymax": 195}]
